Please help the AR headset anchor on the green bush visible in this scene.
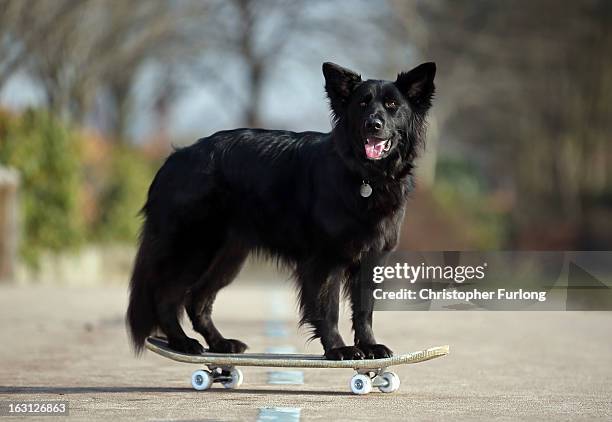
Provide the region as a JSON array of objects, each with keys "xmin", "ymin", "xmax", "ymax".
[
  {"xmin": 91, "ymin": 146, "xmax": 155, "ymax": 243},
  {"xmin": 0, "ymin": 109, "xmax": 84, "ymax": 266},
  {"xmin": 433, "ymin": 156, "xmax": 510, "ymax": 249}
]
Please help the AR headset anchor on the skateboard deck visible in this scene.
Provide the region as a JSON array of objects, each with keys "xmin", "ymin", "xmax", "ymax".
[
  {"xmin": 145, "ymin": 337, "xmax": 449, "ymax": 394},
  {"xmin": 146, "ymin": 336, "xmax": 448, "ymax": 368}
]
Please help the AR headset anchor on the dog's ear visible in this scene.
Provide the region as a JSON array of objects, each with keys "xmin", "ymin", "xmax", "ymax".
[
  {"xmin": 395, "ymin": 62, "xmax": 436, "ymax": 110},
  {"xmin": 322, "ymin": 62, "xmax": 362, "ymax": 116}
]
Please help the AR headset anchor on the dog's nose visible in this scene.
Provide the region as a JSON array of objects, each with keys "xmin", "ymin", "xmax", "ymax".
[{"xmin": 365, "ymin": 116, "xmax": 383, "ymax": 131}]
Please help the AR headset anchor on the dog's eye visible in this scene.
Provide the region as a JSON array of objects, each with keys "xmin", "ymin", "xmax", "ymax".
[{"xmin": 385, "ymin": 100, "xmax": 398, "ymax": 109}]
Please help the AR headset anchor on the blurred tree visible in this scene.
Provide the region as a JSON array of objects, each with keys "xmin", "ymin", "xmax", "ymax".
[
  {"xmin": 388, "ymin": 0, "xmax": 612, "ymax": 248},
  {"xmin": 192, "ymin": 0, "xmax": 320, "ymax": 127},
  {"xmin": 192, "ymin": 0, "xmax": 383, "ymax": 127},
  {"xmin": 0, "ymin": 0, "xmax": 76, "ymax": 89},
  {"xmin": 91, "ymin": 146, "xmax": 155, "ymax": 242},
  {"xmin": 0, "ymin": 109, "xmax": 84, "ymax": 266},
  {"xmin": 0, "ymin": 0, "xmax": 210, "ymax": 142},
  {"xmin": 1, "ymin": 0, "xmax": 387, "ymax": 136}
]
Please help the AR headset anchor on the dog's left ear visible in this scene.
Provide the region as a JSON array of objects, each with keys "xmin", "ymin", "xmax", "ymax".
[
  {"xmin": 395, "ymin": 62, "xmax": 436, "ymax": 109},
  {"xmin": 322, "ymin": 62, "xmax": 362, "ymax": 116}
]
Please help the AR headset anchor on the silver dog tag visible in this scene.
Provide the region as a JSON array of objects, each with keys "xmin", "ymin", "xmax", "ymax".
[{"xmin": 360, "ymin": 182, "xmax": 372, "ymax": 198}]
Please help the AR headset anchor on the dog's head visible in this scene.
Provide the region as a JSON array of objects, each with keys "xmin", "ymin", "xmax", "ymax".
[{"xmin": 323, "ymin": 62, "xmax": 435, "ymax": 168}]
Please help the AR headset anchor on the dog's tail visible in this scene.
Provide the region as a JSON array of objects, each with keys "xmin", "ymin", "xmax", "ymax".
[{"xmin": 126, "ymin": 229, "xmax": 158, "ymax": 354}]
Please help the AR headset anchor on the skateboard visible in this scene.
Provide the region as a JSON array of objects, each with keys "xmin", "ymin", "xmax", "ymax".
[{"xmin": 145, "ymin": 337, "xmax": 449, "ymax": 395}]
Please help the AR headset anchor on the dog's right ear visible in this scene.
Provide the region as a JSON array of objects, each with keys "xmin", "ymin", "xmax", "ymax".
[{"xmin": 322, "ymin": 62, "xmax": 362, "ymax": 117}]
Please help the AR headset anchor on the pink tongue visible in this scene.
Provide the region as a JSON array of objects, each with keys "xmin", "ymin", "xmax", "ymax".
[{"xmin": 365, "ymin": 139, "xmax": 386, "ymax": 159}]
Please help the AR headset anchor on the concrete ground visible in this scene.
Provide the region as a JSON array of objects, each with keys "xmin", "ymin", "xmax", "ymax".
[{"xmin": 0, "ymin": 280, "xmax": 611, "ymax": 421}]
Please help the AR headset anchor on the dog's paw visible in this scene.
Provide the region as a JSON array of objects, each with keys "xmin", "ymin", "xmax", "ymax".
[
  {"xmin": 209, "ymin": 338, "xmax": 248, "ymax": 354},
  {"xmin": 325, "ymin": 346, "xmax": 365, "ymax": 360},
  {"xmin": 357, "ymin": 343, "xmax": 393, "ymax": 359},
  {"xmin": 168, "ymin": 337, "xmax": 205, "ymax": 355}
]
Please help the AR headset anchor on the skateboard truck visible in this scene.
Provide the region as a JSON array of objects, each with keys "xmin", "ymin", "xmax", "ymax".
[
  {"xmin": 191, "ymin": 366, "xmax": 244, "ymax": 390},
  {"xmin": 350, "ymin": 368, "xmax": 400, "ymax": 394}
]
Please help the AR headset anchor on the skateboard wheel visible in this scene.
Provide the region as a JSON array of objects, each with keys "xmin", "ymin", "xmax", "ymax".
[
  {"xmin": 222, "ymin": 368, "xmax": 244, "ymax": 389},
  {"xmin": 191, "ymin": 369, "xmax": 212, "ymax": 391},
  {"xmin": 350, "ymin": 374, "xmax": 373, "ymax": 395},
  {"xmin": 378, "ymin": 371, "xmax": 400, "ymax": 393}
]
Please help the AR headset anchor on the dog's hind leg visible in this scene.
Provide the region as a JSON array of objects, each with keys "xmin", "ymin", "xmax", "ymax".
[
  {"xmin": 186, "ymin": 239, "xmax": 249, "ymax": 353},
  {"xmin": 154, "ymin": 278, "xmax": 205, "ymax": 355},
  {"xmin": 296, "ymin": 262, "xmax": 365, "ymax": 360}
]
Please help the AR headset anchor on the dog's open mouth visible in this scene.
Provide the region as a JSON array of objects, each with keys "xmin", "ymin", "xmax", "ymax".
[{"xmin": 364, "ymin": 137, "xmax": 391, "ymax": 160}]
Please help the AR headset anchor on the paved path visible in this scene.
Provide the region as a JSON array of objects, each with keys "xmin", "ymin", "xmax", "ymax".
[{"xmin": 0, "ymin": 283, "xmax": 611, "ymax": 421}]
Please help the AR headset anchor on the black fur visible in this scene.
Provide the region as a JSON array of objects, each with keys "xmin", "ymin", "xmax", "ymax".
[{"xmin": 126, "ymin": 62, "xmax": 436, "ymax": 360}]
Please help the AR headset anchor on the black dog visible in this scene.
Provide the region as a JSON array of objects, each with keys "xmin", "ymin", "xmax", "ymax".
[{"xmin": 127, "ymin": 61, "xmax": 435, "ymax": 360}]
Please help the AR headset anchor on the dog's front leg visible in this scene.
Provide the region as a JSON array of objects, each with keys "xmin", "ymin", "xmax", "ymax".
[
  {"xmin": 296, "ymin": 264, "xmax": 365, "ymax": 360},
  {"xmin": 348, "ymin": 258, "xmax": 393, "ymax": 359}
]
